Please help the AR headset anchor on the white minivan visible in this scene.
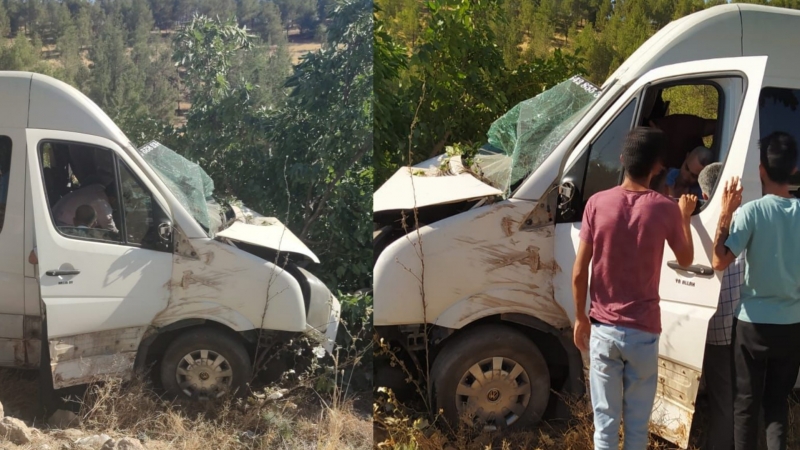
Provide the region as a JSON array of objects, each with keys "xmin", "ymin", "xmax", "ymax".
[
  {"xmin": 0, "ymin": 71, "xmax": 340, "ymax": 401},
  {"xmin": 374, "ymin": 3, "xmax": 800, "ymax": 447}
]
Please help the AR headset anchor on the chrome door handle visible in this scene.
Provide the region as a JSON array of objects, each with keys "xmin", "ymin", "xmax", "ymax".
[
  {"xmin": 45, "ymin": 269, "xmax": 80, "ymax": 276},
  {"xmin": 667, "ymin": 261, "xmax": 714, "ymax": 276}
]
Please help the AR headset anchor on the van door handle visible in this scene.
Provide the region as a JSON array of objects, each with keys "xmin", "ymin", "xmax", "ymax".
[
  {"xmin": 667, "ymin": 261, "xmax": 714, "ymax": 276},
  {"xmin": 45, "ymin": 269, "xmax": 80, "ymax": 276}
]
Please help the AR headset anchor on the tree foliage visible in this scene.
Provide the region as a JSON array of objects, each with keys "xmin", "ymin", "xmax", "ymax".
[
  {"xmin": 0, "ymin": 0, "xmax": 367, "ymax": 293},
  {"xmin": 375, "ymin": 0, "xmax": 800, "ymax": 186}
]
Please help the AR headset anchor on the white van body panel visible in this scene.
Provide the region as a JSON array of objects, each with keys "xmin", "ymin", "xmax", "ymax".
[
  {"xmin": 374, "ymin": 198, "xmax": 570, "ymax": 330},
  {"xmin": 0, "ymin": 71, "xmax": 340, "ymax": 387}
]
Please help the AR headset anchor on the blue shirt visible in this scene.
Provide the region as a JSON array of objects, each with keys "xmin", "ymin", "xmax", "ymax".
[
  {"xmin": 665, "ymin": 168, "xmax": 703, "ymax": 197},
  {"xmin": 725, "ymin": 195, "xmax": 800, "ymax": 324}
]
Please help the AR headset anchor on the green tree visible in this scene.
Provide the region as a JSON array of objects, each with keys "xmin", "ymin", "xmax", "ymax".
[
  {"xmin": 0, "ymin": 2, "xmax": 10, "ymax": 38},
  {"xmin": 252, "ymin": 1, "xmax": 284, "ymax": 43}
]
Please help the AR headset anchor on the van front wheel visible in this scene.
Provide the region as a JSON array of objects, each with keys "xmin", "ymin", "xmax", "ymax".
[
  {"xmin": 160, "ymin": 328, "xmax": 251, "ymax": 401},
  {"xmin": 431, "ymin": 324, "xmax": 550, "ymax": 431}
]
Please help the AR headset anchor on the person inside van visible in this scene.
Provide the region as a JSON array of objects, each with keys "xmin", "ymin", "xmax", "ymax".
[
  {"xmin": 660, "ymin": 146, "xmax": 714, "ymax": 198},
  {"xmin": 697, "ymin": 162, "xmax": 743, "ymax": 450},
  {"xmin": 52, "ymin": 180, "xmax": 118, "ymax": 233},
  {"xmin": 711, "ymin": 132, "xmax": 800, "ymax": 450},
  {"xmin": 647, "ymin": 95, "xmax": 716, "ymax": 169},
  {"xmin": 73, "ymin": 204, "xmax": 97, "ymax": 229},
  {"xmin": 573, "ymin": 127, "xmax": 695, "ymax": 450}
]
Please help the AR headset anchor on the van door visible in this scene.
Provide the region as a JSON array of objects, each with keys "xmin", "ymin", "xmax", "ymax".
[
  {"xmin": 552, "ymin": 56, "xmax": 767, "ymax": 448},
  {"xmin": 0, "ymin": 129, "xmax": 28, "ymax": 366},
  {"xmin": 25, "ymin": 129, "xmax": 174, "ymax": 388}
]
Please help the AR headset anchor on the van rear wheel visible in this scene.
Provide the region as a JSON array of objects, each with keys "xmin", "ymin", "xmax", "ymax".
[
  {"xmin": 431, "ymin": 324, "xmax": 550, "ymax": 431},
  {"xmin": 160, "ymin": 328, "xmax": 251, "ymax": 401}
]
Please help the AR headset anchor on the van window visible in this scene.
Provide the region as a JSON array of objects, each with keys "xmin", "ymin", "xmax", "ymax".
[
  {"xmin": 38, "ymin": 141, "xmax": 171, "ymax": 251},
  {"xmin": 39, "ymin": 142, "xmax": 122, "ymax": 242},
  {"xmin": 758, "ymin": 87, "xmax": 800, "ymax": 197},
  {"xmin": 582, "ymin": 100, "xmax": 637, "ymax": 202},
  {"xmin": 118, "ymin": 160, "xmax": 171, "ymax": 251},
  {"xmin": 0, "ymin": 136, "xmax": 10, "ymax": 234},
  {"xmin": 660, "ymin": 84, "xmax": 719, "ymax": 148}
]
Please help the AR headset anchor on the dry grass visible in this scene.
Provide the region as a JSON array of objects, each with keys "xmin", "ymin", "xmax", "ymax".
[
  {"xmin": 374, "ymin": 386, "xmax": 800, "ymax": 450},
  {"xmin": 0, "ymin": 367, "xmax": 371, "ymax": 450}
]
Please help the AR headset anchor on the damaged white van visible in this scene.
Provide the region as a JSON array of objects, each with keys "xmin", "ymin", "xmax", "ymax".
[
  {"xmin": 0, "ymin": 71, "xmax": 340, "ymax": 401},
  {"xmin": 374, "ymin": 3, "xmax": 800, "ymax": 447}
]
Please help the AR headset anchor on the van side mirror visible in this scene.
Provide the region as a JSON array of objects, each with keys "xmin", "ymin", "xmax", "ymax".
[{"xmin": 158, "ymin": 222, "xmax": 172, "ymax": 241}]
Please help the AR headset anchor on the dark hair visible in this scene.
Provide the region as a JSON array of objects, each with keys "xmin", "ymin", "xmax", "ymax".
[
  {"xmin": 74, "ymin": 204, "xmax": 97, "ymax": 226},
  {"xmin": 760, "ymin": 132, "xmax": 799, "ymax": 184},
  {"xmin": 622, "ymin": 127, "xmax": 666, "ymax": 179}
]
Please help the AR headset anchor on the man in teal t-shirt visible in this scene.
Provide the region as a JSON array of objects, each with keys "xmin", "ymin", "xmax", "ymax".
[{"xmin": 711, "ymin": 131, "xmax": 800, "ymax": 450}]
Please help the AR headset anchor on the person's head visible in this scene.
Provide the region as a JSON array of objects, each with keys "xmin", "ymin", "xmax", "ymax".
[
  {"xmin": 697, "ymin": 162, "xmax": 723, "ymax": 200},
  {"xmin": 679, "ymin": 146, "xmax": 713, "ymax": 185},
  {"xmin": 758, "ymin": 131, "xmax": 799, "ymax": 185},
  {"xmin": 74, "ymin": 204, "xmax": 97, "ymax": 227},
  {"xmin": 621, "ymin": 127, "xmax": 667, "ymax": 182}
]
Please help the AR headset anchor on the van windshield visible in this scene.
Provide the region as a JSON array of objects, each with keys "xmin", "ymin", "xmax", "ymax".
[
  {"xmin": 477, "ymin": 75, "xmax": 602, "ymax": 194},
  {"xmin": 136, "ymin": 141, "xmax": 222, "ymax": 235}
]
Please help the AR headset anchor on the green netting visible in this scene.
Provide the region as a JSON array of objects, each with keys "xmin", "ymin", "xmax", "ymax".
[
  {"xmin": 480, "ymin": 75, "xmax": 601, "ymax": 194},
  {"xmin": 137, "ymin": 141, "xmax": 217, "ymax": 233}
]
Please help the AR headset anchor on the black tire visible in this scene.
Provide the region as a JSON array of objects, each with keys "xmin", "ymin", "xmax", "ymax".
[
  {"xmin": 160, "ymin": 328, "xmax": 251, "ymax": 401},
  {"xmin": 431, "ymin": 324, "xmax": 550, "ymax": 431}
]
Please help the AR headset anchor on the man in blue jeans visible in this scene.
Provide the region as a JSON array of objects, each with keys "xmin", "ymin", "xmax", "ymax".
[
  {"xmin": 573, "ymin": 127, "xmax": 695, "ymax": 450},
  {"xmin": 711, "ymin": 131, "xmax": 800, "ymax": 450}
]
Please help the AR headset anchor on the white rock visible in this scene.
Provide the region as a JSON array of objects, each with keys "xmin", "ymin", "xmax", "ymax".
[
  {"xmin": 0, "ymin": 417, "xmax": 32, "ymax": 445},
  {"xmin": 100, "ymin": 439, "xmax": 117, "ymax": 450},
  {"xmin": 75, "ymin": 434, "xmax": 112, "ymax": 449},
  {"xmin": 0, "ymin": 400, "xmax": 4, "ymax": 419},
  {"xmin": 48, "ymin": 410, "xmax": 80, "ymax": 429}
]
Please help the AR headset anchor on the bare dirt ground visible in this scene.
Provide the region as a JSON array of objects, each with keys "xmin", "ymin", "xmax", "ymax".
[{"xmin": 0, "ymin": 368, "xmax": 371, "ymax": 449}]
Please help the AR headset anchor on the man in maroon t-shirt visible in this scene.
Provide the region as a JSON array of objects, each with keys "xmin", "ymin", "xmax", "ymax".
[{"xmin": 572, "ymin": 127, "xmax": 696, "ymax": 450}]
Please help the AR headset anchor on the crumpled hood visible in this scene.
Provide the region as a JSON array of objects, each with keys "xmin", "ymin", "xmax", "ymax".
[
  {"xmin": 216, "ymin": 205, "xmax": 320, "ymax": 264},
  {"xmin": 373, "ymin": 155, "xmax": 502, "ymax": 213}
]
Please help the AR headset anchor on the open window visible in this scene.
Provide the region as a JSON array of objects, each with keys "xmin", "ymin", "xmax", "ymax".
[
  {"xmin": 557, "ymin": 76, "xmax": 738, "ymax": 223},
  {"xmin": 38, "ymin": 140, "xmax": 172, "ymax": 252}
]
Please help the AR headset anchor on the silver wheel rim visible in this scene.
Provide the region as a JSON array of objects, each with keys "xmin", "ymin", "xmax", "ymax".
[
  {"xmin": 455, "ymin": 356, "xmax": 531, "ymax": 430},
  {"xmin": 176, "ymin": 349, "xmax": 234, "ymax": 400}
]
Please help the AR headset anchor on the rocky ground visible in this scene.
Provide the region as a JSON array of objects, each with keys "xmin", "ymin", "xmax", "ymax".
[{"xmin": 0, "ymin": 368, "xmax": 371, "ymax": 450}]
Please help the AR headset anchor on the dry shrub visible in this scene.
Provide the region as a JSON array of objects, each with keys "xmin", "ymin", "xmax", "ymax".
[{"xmin": 66, "ymin": 375, "xmax": 371, "ymax": 450}]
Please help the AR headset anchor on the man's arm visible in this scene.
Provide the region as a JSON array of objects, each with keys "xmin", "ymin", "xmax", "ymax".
[
  {"xmin": 670, "ymin": 195, "xmax": 696, "ymax": 267},
  {"xmin": 572, "ymin": 240, "xmax": 593, "ymax": 352},
  {"xmin": 712, "ymin": 177, "xmax": 744, "ymax": 271}
]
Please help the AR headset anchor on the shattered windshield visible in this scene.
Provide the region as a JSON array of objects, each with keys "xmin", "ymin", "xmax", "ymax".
[
  {"xmin": 137, "ymin": 141, "xmax": 221, "ymax": 234},
  {"xmin": 477, "ymin": 75, "xmax": 602, "ymax": 194}
]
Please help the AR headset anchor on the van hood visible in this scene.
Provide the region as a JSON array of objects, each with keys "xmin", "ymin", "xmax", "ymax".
[
  {"xmin": 373, "ymin": 155, "xmax": 502, "ymax": 212},
  {"xmin": 216, "ymin": 205, "xmax": 320, "ymax": 264}
]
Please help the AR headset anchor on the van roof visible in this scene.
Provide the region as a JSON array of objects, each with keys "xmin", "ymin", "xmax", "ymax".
[
  {"xmin": 0, "ymin": 71, "xmax": 130, "ymax": 146},
  {"xmin": 605, "ymin": 4, "xmax": 800, "ymax": 90}
]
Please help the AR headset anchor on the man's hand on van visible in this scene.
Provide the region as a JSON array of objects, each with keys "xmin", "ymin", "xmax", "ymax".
[
  {"xmin": 712, "ymin": 176, "xmax": 743, "ymax": 271},
  {"xmin": 678, "ymin": 194, "xmax": 697, "ymax": 221},
  {"xmin": 720, "ymin": 176, "xmax": 743, "ymax": 217},
  {"xmin": 574, "ymin": 314, "xmax": 591, "ymax": 352},
  {"xmin": 670, "ymin": 194, "xmax": 696, "ymax": 267}
]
